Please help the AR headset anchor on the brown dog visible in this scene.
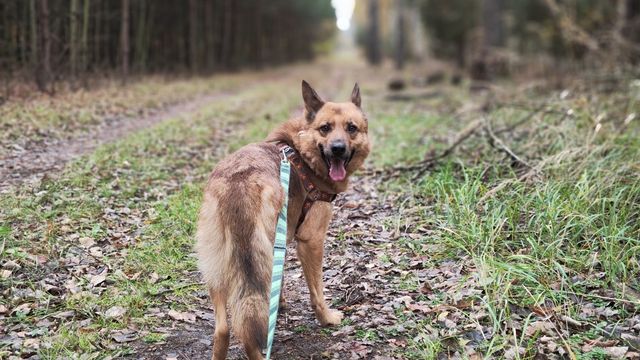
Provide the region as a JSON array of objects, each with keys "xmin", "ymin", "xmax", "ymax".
[{"xmin": 195, "ymin": 81, "xmax": 370, "ymax": 359}]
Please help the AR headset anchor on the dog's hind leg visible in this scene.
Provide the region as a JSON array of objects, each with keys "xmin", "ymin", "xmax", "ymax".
[
  {"xmin": 209, "ymin": 287, "xmax": 230, "ymax": 360},
  {"xmin": 296, "ymin": 202, "xmax": 344, "ymax": 326}
]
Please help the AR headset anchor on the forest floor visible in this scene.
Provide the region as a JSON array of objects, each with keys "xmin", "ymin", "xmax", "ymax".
[{"xmin": 1, "ymin": 59, "xmax": 639, "ymax": 360}]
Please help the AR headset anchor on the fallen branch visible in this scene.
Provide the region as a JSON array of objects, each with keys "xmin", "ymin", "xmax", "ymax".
[
  {"xmin": 360, "ymin": 117, "xmax": 484, "ymax": 179},
  {"xmin": 365, "ymin": 100, "xmax": 552, "ymax": 180},
  {"xmin": 493, "ymin": 103, "xmax": 546, "ymax": 135},
  {"xmin": 400, "ymin": 118, "xmax": 484, "ymax": 174},
  {"xmin": 484, "ymin": 119, "xmax": 533, "ymax": 169},
  {"xmin": 475, "ymin": 166, "xmax": 540, "ymax": 206},
  {"xmin": 149, "ymin": 282, "xmax": 202, "ymax": 297}
]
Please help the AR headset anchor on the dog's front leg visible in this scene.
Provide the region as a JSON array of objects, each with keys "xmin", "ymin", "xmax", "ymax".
[{"xmin": 296, "ymin": 201, "xmax": 343, "ymax": 326}]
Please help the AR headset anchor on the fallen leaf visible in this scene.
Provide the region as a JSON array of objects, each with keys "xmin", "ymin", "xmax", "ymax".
[
  {"xmin": 23, "ymin": 338, "xmax": 40, "ymax": 349},
  {"xmin": 1, "ymin": 269, "xmax": 12, "ymax": 279},
  {"xmin": 12, "ymin": 303, "xmax": 32, "ymax": 316},
  {"xmin": 89, "ymin": 247, "xmax": 104, "ymax": 258},
  {"xmin": 78, "ymin": 236, "xmax": 96, "ymax": 248},
  {"xmin": 525, "ymin": 321, "xmax": 555, "ymax": 336},
  {"xmin": 149, "ymin": 272, "xmax": 159, "ymax": 284},
  {"xmin": 111, "ymin": 330, "xmax": 138, "ymax": 343},
  {"xmin": 504, "ymin": 346, "xmax": 525, "ymax": 360},
  {"xmin": 53, "ymin": 310, "xmax": 75, "ymax": 319},
  {"xmin": 603, "ymin": 346, "xmax": 628, "ymax": 359},
  {"xmin": 167, "ymin": 309, "xmax": 196, "ymax": 323},
  {"xmin": 3, "ymin": 260, "xmax": 21, "ymax": 270},
  {"xmin": 104, "ymin": 306, "xmax": 126, "ymax": 318},
  {"xmin": 90, "ymin": 270, "xmax": 108, "ymax": 287}
]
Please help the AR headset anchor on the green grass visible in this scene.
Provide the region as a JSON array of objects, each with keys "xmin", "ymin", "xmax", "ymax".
[
  {"xmin": 381, "ymin": 81, "xmax": 640, "ymax": 358},
  {"xmin": 0, "ymin": 73, "xmax": 257, "ymax": 155},
  {"xmin": 1, "ymin": 65, "xmax": 639, "ymax": 359}
]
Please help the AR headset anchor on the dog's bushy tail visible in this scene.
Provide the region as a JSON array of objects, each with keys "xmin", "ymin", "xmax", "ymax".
[
  {"xmin": 227, "ymin": 227, "xmax": 272, "ymax": 354},
  {"xmin": 230, "ymin": 288, "xmax": 268, "ymax": 352},
  {"xmin": 197, "ymin": 218, "xmax": 271, "ymax": 353},
  {"xmin": 196, "ymin": 181, "xmax": 283, "ymax": 357}
]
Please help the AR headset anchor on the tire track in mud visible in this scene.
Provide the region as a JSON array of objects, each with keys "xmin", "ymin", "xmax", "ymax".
[
  {"xmin": 0, "ymin": 68, "xmax": 299, "ymax": 193},
  {"xmin": 0, "ymin": 92, "xmax": 235, "ymax": 193}
]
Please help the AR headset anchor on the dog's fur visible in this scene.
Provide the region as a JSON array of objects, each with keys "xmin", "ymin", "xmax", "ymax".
[{"xmin": 195, "ymin": 81, "xmax": 370, "ymax": 359}]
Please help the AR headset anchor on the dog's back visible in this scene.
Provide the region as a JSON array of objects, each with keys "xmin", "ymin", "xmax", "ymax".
[{"xmin": 196, "ymin": 142, "xmax": 284, "ymax": 359}]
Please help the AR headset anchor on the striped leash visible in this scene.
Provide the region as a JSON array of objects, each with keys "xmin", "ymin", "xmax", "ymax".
[{"xmin": 265, "ymin": 149, "xmax": 290, "ymax": 359}]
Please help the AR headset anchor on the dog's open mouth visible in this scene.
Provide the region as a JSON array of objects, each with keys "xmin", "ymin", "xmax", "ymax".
[{"xmin": 319, "ymin": 145, "xmax": 354, "ymax": 182}]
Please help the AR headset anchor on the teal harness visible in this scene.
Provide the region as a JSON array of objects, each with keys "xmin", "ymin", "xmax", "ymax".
[{"xmin": 265, "ymin": 149, "xmax": 291, "ymax": 359}]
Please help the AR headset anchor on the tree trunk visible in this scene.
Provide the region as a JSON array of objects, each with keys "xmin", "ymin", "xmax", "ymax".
[
  {"xmin": 80, "ymin": 0, "xmax": 90, "ymax": 75},
  {"xmin": 93, "ymin": 0, "xmax": 100, "ymax": 66},
  {"xmin": 19, "ymin": 2, "xmax": 29, "ymax": 66},
  {"xmin": 36, "ymin": 0, "xmax": 52, "ymax": 93},
  {"xmin": 254, "ymin": 0, "xmax": 263, "ymax": 68},
  {"xmin": 188, "ymin": 0, "xmax": 199, "ymax": 72},
  {"xmin": 70, "ymin": 0, "xmax": 79, "ymax": 78},
  {"xmin": 482, "ymin": 0, "xmax": 504, "ymax": 48},
  {"xmin": 135, "ymin": 0, "xmax": 148, "ymax": 72},
  {"xmin": 30, "ymin": 0, "xmax": 38, "ymax": 70},
  {"xmin": 204, "ymin": 0, "xmax": 216, "ymax": 71},
  {"xmin": 222, "ymin": 0, "xmax": 232, "ymax": 69},
  {"xmin": 120, "ymin": 0, "xmax": 130, "ymax": 81},
  {"xmin": 103, "ymin": 0, "xmax": 110, "ymax": 67},
  {"xmin": 367, "ymin": 0, "xmax": 382, "ymax": 65},
  {"xmin": 394, "ymin": 1, "xmax": 406, "ymax": 70}
]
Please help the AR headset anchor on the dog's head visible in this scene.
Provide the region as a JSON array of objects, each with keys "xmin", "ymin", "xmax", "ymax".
[{"xmin": 297, "ymin": 80, "xmax": 371, "ymax": 183}]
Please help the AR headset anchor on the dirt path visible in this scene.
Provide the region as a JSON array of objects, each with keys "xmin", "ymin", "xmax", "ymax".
[{"xmin": 0, "ymin": 92, "xmax": 233, "ymax": 192}]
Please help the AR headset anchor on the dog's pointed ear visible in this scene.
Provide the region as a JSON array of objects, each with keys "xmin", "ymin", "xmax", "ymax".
[
  {"xmin": 302, "ymin": 80, "xmax": 324, "ymax": 121},
  {"xmin": 351, "ymin": 83, "xmax": 361, "ymax": 108}
]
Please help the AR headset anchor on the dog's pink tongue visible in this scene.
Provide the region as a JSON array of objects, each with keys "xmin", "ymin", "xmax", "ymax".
[{"xmin": 329, "ymin": 158, "xmax": 347, "ymax": 182}]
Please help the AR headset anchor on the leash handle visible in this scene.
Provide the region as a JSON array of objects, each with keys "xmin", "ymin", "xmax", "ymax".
[{"xmin": 266, "ymin": 157, "xmax": 290, "ymax": 359}]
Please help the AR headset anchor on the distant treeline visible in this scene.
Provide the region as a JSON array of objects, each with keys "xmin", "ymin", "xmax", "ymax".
[
  {"xmin": 359, "ymin": 0, "xmax": 640, "ymax": 72},
  {"xmin": 0, "ymin": 0, "xmax": 334, "ymax": 92},
  {"xmin": 420, "ymin": 0, "xmax": 640, "ymax": 63}
]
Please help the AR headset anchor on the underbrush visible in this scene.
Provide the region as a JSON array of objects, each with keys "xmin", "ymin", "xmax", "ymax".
[{"xmin": 383, "ymin": 78, "xmax": 640, "ymax": 358}]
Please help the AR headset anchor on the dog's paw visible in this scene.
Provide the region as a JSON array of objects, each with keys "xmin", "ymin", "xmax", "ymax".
[{"xmin": 319, "ymin": 309, "xmax": 343, "ymax": 326}]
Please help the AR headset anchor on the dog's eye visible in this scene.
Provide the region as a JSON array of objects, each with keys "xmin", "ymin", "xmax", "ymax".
[
  {"xmin": 319, "ymin": 124, "xmax": 331, "ymax": 132},
  {"xmin": 347, "ymin": 124, "xmax": 358, "ymax": 133}
]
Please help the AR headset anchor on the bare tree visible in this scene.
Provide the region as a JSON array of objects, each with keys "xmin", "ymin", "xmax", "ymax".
[
  {"xmin": 188, "ymin": 0, "xmax": 199, "ymax": 72},
  {"xmin": 120, "ymin": 0, "xmax": 130, "ymax": 81},
  {"xmin": 482, "ymin": 0, "xmax": 504, "ymax": 48},
  {"xmin": 70, "ymin": 0, "xmax": 79, "ymax": 78},
  {"xmin": 35, "ymin": 0, "xmax": 52, "ymax": 93},
  {"xmin": 29, "ymin": 0, "xmax": 38, "ymax": 70},
  {"xmin": 80, "ymin": 0, "xmax": 90, "ymax": 74},
  {"xmin": 394, "ymin": 0, "xmax": 406, "ymax": 70},
  {"xmin": 367, "ymin": 0, "xmax": 382, "ymax": 65}
]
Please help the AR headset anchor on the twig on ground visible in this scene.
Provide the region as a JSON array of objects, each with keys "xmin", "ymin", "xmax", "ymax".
[
  {"xmin": 149, "ymin": 282, "xmax": 203, "ymax": 297},
  {"xmin": 496, "ymin": 102, "xmax": 565, "ymax": 117},
  {"xmin": 476, "ymin": 164, "xmax": 540, "ymax": 206},
  {"xmin": 493, "ymin": 103, "xmax": 546, "ymax": 135},
  {"xmin": 364, "ymin": 100, "xmax": 555, "ymax": 181},
  {"xmin": 484, "ymin": 119, "xmax": 533, "ymax": 169},
  {"xmin": 364, "ymin": 117, "xmax": 484, "ymax": 179}
]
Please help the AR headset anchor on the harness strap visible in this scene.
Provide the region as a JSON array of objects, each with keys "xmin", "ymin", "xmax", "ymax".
[
  {"xmin": 265, "ymin": 156, "xmax": 290, "ymax": 360},
  {"xmin": 275, "ymin": 142, "xmax": 336, "ymax": 227}
]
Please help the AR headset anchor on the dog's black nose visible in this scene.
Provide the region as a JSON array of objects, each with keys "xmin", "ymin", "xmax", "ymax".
[{"xmin": 330, "ymin": 141, "xmax": 346, "ymax": 156}]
